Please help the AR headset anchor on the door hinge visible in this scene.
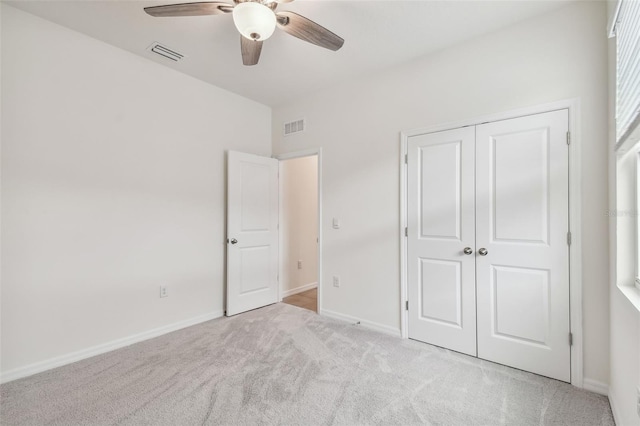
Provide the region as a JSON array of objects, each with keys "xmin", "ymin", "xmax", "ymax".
[
  {"xmin": 405, "ymin": 300, "xmax": 409, "ymax": 311},
  {"xmin": 569, "ymin": 332, "xmax": 573, "ymax": 346},
  {"xmin": 404, "ymin": 154, "xmax": 408, "ymax": 164},
  {"xmin": 405, "ymin": 227, "xmax": 408, "ymax": 237},
  {"xmin": 567, "ymin": 231, "xmax": 572, "ymax": 245},
  {"xmin": 566, "ymin": 131, "xmax": 571, "ymax": 145}
]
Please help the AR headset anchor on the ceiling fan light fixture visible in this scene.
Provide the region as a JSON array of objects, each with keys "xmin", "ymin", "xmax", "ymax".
[{"xmin": 232, "ymin": 2, "xmax": 276, "ymax": 41}]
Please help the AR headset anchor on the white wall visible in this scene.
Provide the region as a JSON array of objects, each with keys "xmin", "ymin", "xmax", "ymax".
[
  {"xmin": 608, "ymin": 1, "xmax": 640, "ymax": 423},
  {"xmin": 1, "ymin": 5, "xmax": 271, "ymax": 376},
  {"xmin": 272, "ymin": 1, "xmax": 610, "ymax": 385},
  {"xmin": 281, "ymin": 156, "xmax": 318, "ymax": 295}
]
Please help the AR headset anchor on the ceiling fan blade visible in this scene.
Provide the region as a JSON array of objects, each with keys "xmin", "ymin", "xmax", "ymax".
[
  {"xmin": 144, "ymin": 2, "xmax": 233, "ymax": 17},
  {"xmin": 276, "ymin": 11, "xmax": 343, "ymax": 51},
  {"xmin": 241, "ymin": 36, "xmax": 263, "ymax": 66}
]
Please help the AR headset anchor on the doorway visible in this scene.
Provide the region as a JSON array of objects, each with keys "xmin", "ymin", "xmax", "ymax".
[{"xmin": 278, "ymin": 153, "xmax": 320, "ymax": 313}]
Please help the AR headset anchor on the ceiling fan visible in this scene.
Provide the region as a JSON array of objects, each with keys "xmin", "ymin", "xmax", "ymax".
[{"xmin": 144, "ymin": 0, "xmax": 344, "ymax": 66}]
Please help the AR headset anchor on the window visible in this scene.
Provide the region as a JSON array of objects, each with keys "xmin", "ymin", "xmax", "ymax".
[
  {"xmin": 611, "ymin": 0, "xmax": 640, "ymax": 309},
  {"xmin": 612, "ymin": 0, "xmax": 640, "ymax": 146}
]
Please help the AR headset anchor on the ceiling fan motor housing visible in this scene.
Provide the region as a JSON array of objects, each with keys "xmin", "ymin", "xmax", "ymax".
[{"xmin": 232, "ymin": 1, "xmax": 277, "ymax": 41}]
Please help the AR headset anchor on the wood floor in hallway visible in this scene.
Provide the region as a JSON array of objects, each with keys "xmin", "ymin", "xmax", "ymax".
[{"xmin": 282, "ymin": 288, "xmax": 317, "ymax": 312}]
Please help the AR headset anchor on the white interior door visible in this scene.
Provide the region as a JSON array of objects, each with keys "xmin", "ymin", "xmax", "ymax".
[
  {"xmin": 226, "ymin": 151, "xmax": 279, "ymax": 316},
  {"xmin": 407, "ymin": 127, "xmax": 477, "ymax": 356},
  {"xmin": 475, "ymin": 110, "xmax": 570, "ymax": 381}
]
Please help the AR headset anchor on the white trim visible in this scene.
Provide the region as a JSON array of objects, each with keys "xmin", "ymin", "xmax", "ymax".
[
  {"xmin": 618, "ymin": 284, "xmax": 640, "ymax": 311},
  {"xmin": 567, "ymin": 99, "xmax": 584, "ymax": 389},
  {"xmin": 277, "ymin": 157, "xmax": 283, "ymax": 304},
  {"xmin": 276, "ymin": 148, "xmax": 321, "ymax": 161},
  {"xmin": 400, "ymin": 138, "xmax": 409, "ymax": 339},
  {"xmin": 608, "ymin": 0, "xmax": 622, "ymax": 38},
  {"xmin": 0, "ymin": 310, "xmax": 223, "ymax": 384},
  {"xmin": 615, "ymin": 114, "xmax": 640, "ymax": 154},
  {"xmin": 275, "ymin": 148, "xmax": 323, "ymax": 314},
  {"xmin": 402, "ymin": 99, "xmax": 580, "ymax": 139},
  {"xmin": 280, "ymin": 282, "xmax": 318, "ymax": 299},
  {"xmin": 400, "ymin": 98, "xmax": 584, "ymax": 388},
  {"xmin": 582, "ymin": 378, "xmax": 609, "ymax": 396},
  {"xmin": 320, "ymin": 308, "xmax": 402, "ymax": 338},
  {"xmin": 608, "ymin": 390, "xmax": 624, "ymax": 425}
]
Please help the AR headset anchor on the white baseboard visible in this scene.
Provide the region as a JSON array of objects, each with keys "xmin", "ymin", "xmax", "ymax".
[
  {"xmin": 583, "ymin": 378, "xmax": 609, "ymax": 396},
  {"xmin": 0, "ymin": 310, "xmax": 223, "ymax": 384},
  {"xmin": 320, "ymin": 308, "xmax": 401, "ymax": 338},
  {"xmin": 607, "ymin": 390, "xmax": 623, "ymax": 426},
  {"xmin": 281, "ymin": 282, "xmax": 317, "ymax": 298}
]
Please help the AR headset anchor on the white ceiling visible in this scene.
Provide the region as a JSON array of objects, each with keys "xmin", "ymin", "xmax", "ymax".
[{"xmin": 6, "ymin": 0, "xmax": 571, "ymax": 106}]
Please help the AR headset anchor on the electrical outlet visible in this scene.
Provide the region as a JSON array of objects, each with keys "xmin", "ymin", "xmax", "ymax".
[
  {"xmin": 332, "ymin": 276, "xmax": 340, "ymax": 288},
  {"xmin": 297, "ymin": 260, "xmax": 303, "ymax": 270},
  {"xmin": 160, "ymin": 285, "xmax": 168, "ymax": 298}
]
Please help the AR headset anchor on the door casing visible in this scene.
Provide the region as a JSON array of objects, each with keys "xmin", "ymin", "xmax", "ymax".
[{"xmin": 400, "ymin": 99, "xmax": 584, "ymax": 388}]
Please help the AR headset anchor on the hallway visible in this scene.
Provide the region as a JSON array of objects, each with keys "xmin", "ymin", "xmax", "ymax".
[{"xmin": 282, "ymin": 288, "xmax": 317, "ymax": 313}]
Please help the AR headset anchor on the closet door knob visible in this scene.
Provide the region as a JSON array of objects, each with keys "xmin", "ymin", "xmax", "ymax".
[
  {"xmin": 478, "ymin": 248, "xmax": 488, "ymax": 256},
  {"xmin": 228, "ymin": 238, "xmax": 238, "ymax": 245},
  {"xmin": 463, "ymin": 247, "xmax": 473, "ymax": 255}
]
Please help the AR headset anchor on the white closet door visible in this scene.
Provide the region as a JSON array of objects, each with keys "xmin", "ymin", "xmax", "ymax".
[
  {"xmin": 407, "ymin": 127, "xmax": 477, "ymax": 356},
  {"xmin": 475, "ymin": 110, "xmax": 570, "ymax": 382}
]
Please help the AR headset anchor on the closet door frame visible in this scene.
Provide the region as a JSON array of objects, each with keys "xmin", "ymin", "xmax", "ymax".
[{"xmin": 399, "ymin": 98, "xmax": 583, "ymax": 388}]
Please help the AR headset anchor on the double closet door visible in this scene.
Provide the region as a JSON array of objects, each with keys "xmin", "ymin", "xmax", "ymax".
[{"xmin": 407, "ymin": 110, "xmax": 571, "ymax": 382}]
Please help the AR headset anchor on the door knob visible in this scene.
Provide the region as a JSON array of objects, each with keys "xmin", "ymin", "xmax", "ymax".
[
  {"xmin": 478, "ymin": 248, "xmax": 488, "ymax": 256},
  {"xmin": 463, "ymin": 247, "xmax": 473, "ymax": 255},
  {"xmin": 228, "ymin": 238, "xmax": 238, "ymax": 245}
]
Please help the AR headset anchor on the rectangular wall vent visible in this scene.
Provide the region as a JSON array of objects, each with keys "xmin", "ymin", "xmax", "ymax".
[
  {"xmin": 284, "ymin": 118, "xmax": 305, "ymax": 136},
  {"xmin": 146, "ymin": 42, "xmax": 184, "ymax": 62}
]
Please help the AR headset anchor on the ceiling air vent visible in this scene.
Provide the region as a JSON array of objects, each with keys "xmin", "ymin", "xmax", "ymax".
[
  {"xmin": 146, "ymin": 42, "xmax": 184, "ymax": 62},
  {"xmin": 284, "ymin": 118, "xmax": 305, "ymax": 136}
]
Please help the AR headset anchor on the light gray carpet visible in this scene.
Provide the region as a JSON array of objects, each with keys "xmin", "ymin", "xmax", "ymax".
[{"xmin": 1, "ymin": 303, "xmax": 613, "ymax": 426}]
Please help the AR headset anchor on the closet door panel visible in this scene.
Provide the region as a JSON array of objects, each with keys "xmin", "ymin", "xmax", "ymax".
[
  {"xmin": 407, "ymin": 127, "xmax": 477, "ymax": 356},
  {"xmin": 475, "ymin": 109, "xmax": 570, "ymax": 382}
]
